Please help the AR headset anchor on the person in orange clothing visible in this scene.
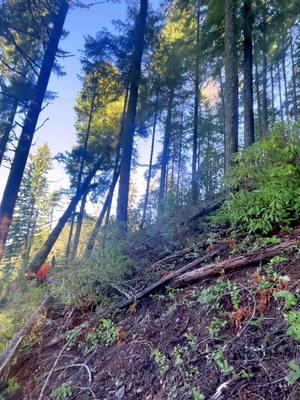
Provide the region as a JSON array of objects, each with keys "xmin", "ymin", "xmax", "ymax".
[
  {"xmin": 25, "ymin": 254, "xmax": 55, "ymax": 285},
  {"xmin": 37, "ymin": 262, "xmax": 50, "ymax": 283}
]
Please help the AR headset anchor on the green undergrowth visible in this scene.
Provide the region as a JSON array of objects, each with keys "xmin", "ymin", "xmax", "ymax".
[
  {"xmin": 50, "ymin": 229, "xmax": 133, "ymax": 306},
  {"xmin": 0, "ymin": 285, "xmax": 46, "ymax": 353},
  {"xmin": 214, "ymin": 123, "xmax": 300, "ymax": 235}
]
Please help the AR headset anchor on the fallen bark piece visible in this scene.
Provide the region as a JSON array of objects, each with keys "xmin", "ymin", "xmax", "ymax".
[
  {"xmin": 173, "ymin": 238, "xmax": 299, "ymax": 286},
  {"xmin": 118, "ymin": 246, "xmax": 226, "ymax": 309}
]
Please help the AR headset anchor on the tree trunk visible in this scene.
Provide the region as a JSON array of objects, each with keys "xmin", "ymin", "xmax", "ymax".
[
  {"xmin": 243, "ymin": 0, "xmax": 255, "ymax": 148},
  {"xmin": 29, "ymin": 161, "xmax": 100, "ymax": 273},
  {"xmin": 177, "ymin": 108, "xmax": 184, "ymax": 196},
  {"xmin": 281, "ymin": 44, "xmax": 289, "ymax": 120},
  {"xmin": 261, "ymin": 5, "xmax": 268, "ymax": 136},
  {"xmin": 116, "ymin": 0, "xmax": 148, "ymax": 229},
  {"xmin": 0, "ymin": 0, "xmax": 68, "ymax": 263},
  {"xmin": 65, "ymin": 213, "xmax": 75, "ymax": 258},
  {"xmin": 70, "ymin": 191, "xmax": 87, "ymax": 259},
  {"xmin": 70, "ymin": 84, "xmax": 97, "ymax": 258},
  {"xmin": 140, "ymin": 87, "xmax": 159, "ymax": 228},
  {"xmin": 270, "ymin": 63, "xmax": 275, "ymax": 123},
  {"xmin": 289, "ymin": 30, "xmax": 298, "ymax": 119},
  {"xmin": 85, "ymin": 166, "xmax": 120, "ymax": 256},
  {"xmin": 254, "ymin": 54, "xmax": 262, "ymax": 138},
  {"xmin": 105, "ymin": 82, "xmax": 129, "ymax": 227},
  {"xmin": 277, "ymin": 60, "xmax": 284, "ymax": 122},
  {"xmin": 158, "ymin": 86, "xmax": 175, "ymax": 208},
  {"xmin": 0, "ymin": 98, "xmax": 18, "ymax": 168},
  {"xmin": 192, "ymin": 0, "xmax": 201, "ymax": 203},
  {"xmin": 224, "ymin": 0, "xmax": 239, "ymax": 172}
]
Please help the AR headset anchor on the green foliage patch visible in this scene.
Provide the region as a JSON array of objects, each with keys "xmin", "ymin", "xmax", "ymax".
[{"xmin": 214, "ymin": 124, "xmax": 300, "ymax": 235}]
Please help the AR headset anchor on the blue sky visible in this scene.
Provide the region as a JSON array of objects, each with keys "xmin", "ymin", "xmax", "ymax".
[{"xmin": 0, "ymin": 0, "xmax": 162, "ymax": 212}]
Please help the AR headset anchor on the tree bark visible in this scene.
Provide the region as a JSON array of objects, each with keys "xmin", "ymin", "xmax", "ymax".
[
  {"xmin": 289, "ymin": 30, "xmax": 298, "ymax": 119},
  {"xmin": 70, "ymin": 83, "xmax": 97, "ymax": 259},
  {"xmin": 29, "ymin": 161, "xmax": 100, "ymax": 273},
  {"xmin": 192, "ymin": 0, "xmax": 201, "ymax": 203},
  {"xmin": 65, "ymin": 213, "xmax": 75, "ymax": 258},
  {"xmin": 243, "ymin": 0, "xmax": 255, "ymax": 148},
  {"xmin": 116, "ymin": 0, "xmax": 148, "ymax": 229},
  {"xmin": 261, "ymin": 5, "xmax": 268, "ymax": 136},
  {"xmin": 281, "ymin": 43, "xmax": 289, "ymax": 120},
  {"xmin": 224, "ymin": 0, "xmax": 239, "ymax": 171},
  {"xmin": 277, "ymin": 60, "xmax": 284, "ymax": 122},
  {"xmin": 140, "ymin": 87, "xmax": 159, "ymax": 228},
  {"xmin": 85, "ymin": 166, "xmax": 120, "ymax": 256},
  {"xmin": 270, "ymin": 63, "xmax": 275, "ymax": 123},
  {"xmin": 158, "ymin": 86, "xmax": 175, "ymax": 208},
  {"xmin": 70, "ymin": 191, "xmax": 87, "ymax": 259},
  {"xmin": 254, "ymin": 54, "xmax": 262, "ymax": 138},
  {"xmin": 0, "ymin": 0, "xmax": 68, "ymax": 263},
  {"xmin": 0, "ymin": 98, "xmax": 18, "ymax": 168}
]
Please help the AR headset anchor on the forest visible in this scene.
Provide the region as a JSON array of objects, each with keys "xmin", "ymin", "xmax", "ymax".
[{"xmin": 0, "ymin": 0, "xmax": 299, "ymax": 399}]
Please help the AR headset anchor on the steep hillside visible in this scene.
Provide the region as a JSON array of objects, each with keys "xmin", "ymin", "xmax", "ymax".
[{"xmin": 1, "ymin": 223, "xmax": 299, "ymax": 400}]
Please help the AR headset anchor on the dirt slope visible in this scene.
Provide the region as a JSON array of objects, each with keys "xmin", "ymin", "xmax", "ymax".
[{"xmin": 1, "ymin": 230, "xmax": 300, "ymax": 400}]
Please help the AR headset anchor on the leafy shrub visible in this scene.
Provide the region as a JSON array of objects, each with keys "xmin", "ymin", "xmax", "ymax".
[
  {"xmin": 197, "ymin": 279, "xmax": 240, "ymax": 310},
  {"xmin": 50, "ymin": 232, "xmax": 133, "ymax": 306},
  {"xmin": 214, "ymin": 124, "xmax": 300, "ymax": 235},
  {"xmin": 51, "ymin": 383, "xmax": 74, "ymax": 399},
  {"xmin": 0, "ymin": 378, "xmax": 21, "ymax": 400}
]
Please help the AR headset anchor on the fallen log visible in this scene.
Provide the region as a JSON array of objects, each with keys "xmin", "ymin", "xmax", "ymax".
[
  {"xmin": 173, "ymin": 238, "xmax": 299, "ymax": 286},
  {"xmin": 0, "ymin": 296, "xmax": 51, "ymax": 379},
  {"xmin": 118, "ymin": 246, "xmax": 226, "ymax": 309}
]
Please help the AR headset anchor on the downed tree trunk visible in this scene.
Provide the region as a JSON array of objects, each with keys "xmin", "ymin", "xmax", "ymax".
[
  {"xmin": 118, "ymin": 246, "xmax": 225, "ymax": 308},
  {"xmin": 174, "ymin": 238, "xmax": 299, "ymax": 285},
  {"xmin": 0, "ymin": 296, "xmax": 51, "ymax": 379}
]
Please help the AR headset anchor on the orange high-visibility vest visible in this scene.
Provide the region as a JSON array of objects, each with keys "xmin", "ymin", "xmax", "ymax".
[{"xmin": 37, "ymin": 263, "xmax": 50, "ymax": 281}]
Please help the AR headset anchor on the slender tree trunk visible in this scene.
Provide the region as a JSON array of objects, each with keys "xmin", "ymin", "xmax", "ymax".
[
  {"xmin": 219, "ymin": 69, "xmax": 226, "ymax": 172},
  {"xmin": 177, "ymin": 108, "xmax": 184, "ymax": 196},
  {"xmin": 277, "ymin": 60, "xmax": 284, "ymax": 122},
  {"xmin": 243, "ymin": 0, "xmax": 255, "ymax": 148},
  {"xmin": 85, "ymin": 167, "xmax": 120, "ymax": 256},
  {"xmin": 261, "ymin": 5, "xmax": 268, "ymax": 136},
  {"xmin": 0, "ymin": 0, "xmax": 68, "ymax": 263},
  {"xmin": 270, "ymin": 63, "xmax": 275, "ymax": 123},
  {"xmin": 289, "ymin": 30, "xmax": 298, "ymax": 119},
  {"xmin": 158, "ymin": 86, "xmax": 175, "ymax": 207},
  {"xmin": 140, "ymin": 87, "xmax": 159, "ymax": 228},
  {"xmin": 85, "ymin": 83, "xmax": 129, "ymax": 253},
  {"xmin": 29, "ymin": 161, "xmax": 100, "ymax": 273},
  {"xmin": 65, "ymin": 213, "xmax": 75, "ymax": 258},
  {"xmin": 70, "ymin": 191, "xmax": 87, "ymax": 259},
  {"xmin": 104, "ymin": 82, "xmax": 130, "ymax": 227},
  {"xmin": 70, "ymin": 85, "xmax": 97, "ymax": 259},
  {"xmin": 281, "ymin": 44, "xmax": 289, "ymax": 120},
  {"xmin": 192, "ymin": 0, "xmax": 201, "ymax": 203},
  {"xmin": 116, "ymin": 0, "xmax": 148, "ymax": 229},
  {"xmin": 254, "ymin": 54, "xmax": 262, "ymax": 138},
  {"xmin": 0, "ymin": 98, "xmax": 18, "ymax": 168},
  {"xmin": 224, "ymin": 0, "xmax": 239, "ymax": 171}
]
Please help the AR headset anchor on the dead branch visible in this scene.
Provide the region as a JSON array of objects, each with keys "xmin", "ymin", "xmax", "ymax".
[
  {"xmin": 38, "ymin": 339, "xmax": 71, "ymax": 400},
  {"xmin": 117, "ymin": 247, "xmax": 225, "ymax": 309},
  {"xmin": 173, "ymin": 238, "xmax": 299, "ymax": 286},
  {"xmin": 0, "ymin": 296, "xmax": 51, "ymax": 378},
  {"xmin": 54, "ymin": 363, "xmax": 92, "ymax": 384}
]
